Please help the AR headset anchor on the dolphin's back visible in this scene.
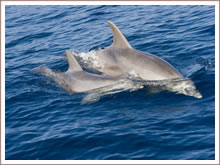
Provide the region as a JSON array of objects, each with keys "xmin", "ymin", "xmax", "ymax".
[
  {"xmin": 131, "ymin": 49, "xmax": 183, "ymax": 79},
  {"xmin": 63, "ymin": 71, "xmax": 120, "ymax": 93},
  {"xmin": 98, "ymin": 47, "xmax": 183, "ymax": 80},
  {"xmin": 39, "ymin": 50, "xmax": 122, "ymax": 93},
  {"xmin": 96, "ymin": 21, "xmax": 183, "ymax": 80}
]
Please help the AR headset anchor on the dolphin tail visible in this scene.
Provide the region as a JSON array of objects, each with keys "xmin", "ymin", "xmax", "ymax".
[
  {"xmin": 33, "ymin": 65, "xmax": 57, "ymax": 78},
  {"xmin": 107, "ymin": 20, "xmax": 132, "ymax": 49},
  {"xmin": 65, "ymin": 50, "xmax": 83, "ymax": 72}
]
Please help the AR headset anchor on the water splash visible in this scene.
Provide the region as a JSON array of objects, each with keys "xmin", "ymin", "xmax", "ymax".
[
  {"xmin": 140, "ymin": 78, "xmax": 202, "ymax": 99},
  {"xmin": 69, "ymin": 49, "xmax": 103, "ymax": 73}
]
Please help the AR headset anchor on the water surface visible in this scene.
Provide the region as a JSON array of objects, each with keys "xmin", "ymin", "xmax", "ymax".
[{"xmin": 5, "ymin": 5, "xmax": 215, "ymax": 160}]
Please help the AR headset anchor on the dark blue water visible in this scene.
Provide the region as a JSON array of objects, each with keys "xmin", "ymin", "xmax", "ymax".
[{"xmin": 5, "ymin": 5, "xmax": 215, "ymax": 160}]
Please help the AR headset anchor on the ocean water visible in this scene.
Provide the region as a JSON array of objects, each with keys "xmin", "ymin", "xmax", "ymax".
[{"xmin": 5, "ymin": 5, "xmax": 215, "ymax": 160}]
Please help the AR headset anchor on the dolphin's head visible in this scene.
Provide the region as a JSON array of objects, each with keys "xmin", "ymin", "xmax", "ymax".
[
  {"xmin": 163, "ymin": 78, "xmax": 202, "ymax": 99},
  {"xmin": 177, "ymin": 79, "xmax": 202, "ymax": 99}
]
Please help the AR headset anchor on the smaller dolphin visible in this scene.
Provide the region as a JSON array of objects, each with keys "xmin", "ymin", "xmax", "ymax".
[{"xmin": 35, "ymin": 50, "xmax": 143, "ymax": 103}]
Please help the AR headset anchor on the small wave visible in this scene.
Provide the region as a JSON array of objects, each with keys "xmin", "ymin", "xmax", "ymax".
[{"xmin": 6, "ymin": 32, "xmax": 53, "ymax": 49}]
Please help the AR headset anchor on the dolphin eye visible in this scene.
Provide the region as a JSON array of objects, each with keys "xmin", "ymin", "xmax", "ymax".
[{"xmin": 184, "ymin": 87, "xmax": 193, "ymax": 94}]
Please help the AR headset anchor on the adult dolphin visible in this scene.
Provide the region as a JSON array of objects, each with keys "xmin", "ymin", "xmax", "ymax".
[
  {"xmin": 35, "ymin": 50, "xmax": 143, "ymax": 103},
  {"xmin": 93, "ymin": 21, "xmax": 202, "ymax": 98},
  {"xmin": 96, "ymin": 21, "xmax": 183, "ymax": 80}
]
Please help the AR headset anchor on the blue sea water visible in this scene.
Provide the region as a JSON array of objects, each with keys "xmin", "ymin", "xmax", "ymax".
[{"xmin": 5, "ymin": 5, "xmax": 215, "ymax": 160}]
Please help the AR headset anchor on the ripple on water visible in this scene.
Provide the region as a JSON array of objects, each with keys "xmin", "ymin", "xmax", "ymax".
[{"xmin": 5, "ymin": 5, "xmax": 215, "ymax": 160}]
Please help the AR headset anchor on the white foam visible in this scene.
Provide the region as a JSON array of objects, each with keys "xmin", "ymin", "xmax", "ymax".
[
  {"xmin": 70, "ymin": 49, "xmax": 103, "ymax": 73},
  {"xmin": 141, "ymin": 78, "xmax": 202, "ymax": 98}
]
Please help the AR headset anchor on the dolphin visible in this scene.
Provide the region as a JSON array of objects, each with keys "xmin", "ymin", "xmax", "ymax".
[
  {"xmin": 35, "ymin": 50, "xmax": 143, "ymax": 103},
  {"xmin": 96, "ymin": 21, "xmax": 183, "ymax": 80},
  {"xmin": 82, "ymin": 21, "xmax": 202, "ymax": 98}
]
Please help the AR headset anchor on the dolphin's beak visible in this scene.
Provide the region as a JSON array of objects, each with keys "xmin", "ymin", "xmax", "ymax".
[{"xmin": 194, "ymin": 91, "xmax": 202, "ymax": 99}]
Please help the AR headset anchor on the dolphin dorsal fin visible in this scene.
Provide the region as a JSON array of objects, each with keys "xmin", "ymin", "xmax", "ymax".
[
  {"xmin": 65, "ymin": 50, "xmax": 83, "ymax": 72},
  {"xmin": 107, "ymin": 20, "xmax": 132, "ymax": 49}
]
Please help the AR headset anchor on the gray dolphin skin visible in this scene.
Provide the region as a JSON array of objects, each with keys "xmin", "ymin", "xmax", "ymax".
[
  {"xmin": 97, "ymin": 21, "xmax": 183, "ymax": 80},
  {"xmin": 35, "ymin": 50, "xmax": 143, "ymax": 103},
  {"xmin": 93, "ymin": 21, "xmax": 202, "ymax": 98},
  {"xmin": 38, "ymin": 50, "xmax": 123, "ymax": 92}
]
